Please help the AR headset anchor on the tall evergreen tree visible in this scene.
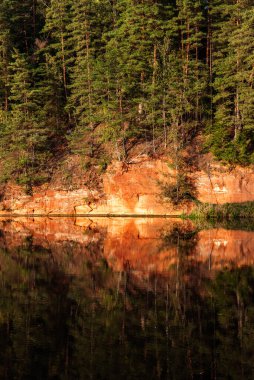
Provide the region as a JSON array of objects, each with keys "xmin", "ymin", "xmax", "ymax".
[
  {"xmin": 209, "ymin": 0, "xmax": 254, "ymax": 163},
  {"xmin": 0, "ymin": 0, "xmax": 11, "ymax": 112},
  {"xmin": 103, "ymin": 0, "xmax": 169, "ymax": 155},
  {"xmin": 0, "ymin": 50, "xmax": 50, "ymax": 187},
  {"xmin": 66, "ymin": 0, "xmax": 114, "ymax": 156},
  {"xmin": 157, "ymin": 0, "xmax": 207, "ymax": 151},
  {"xmin": 43, "ymin": 0, "xmax": 72, "ymax": 101}
]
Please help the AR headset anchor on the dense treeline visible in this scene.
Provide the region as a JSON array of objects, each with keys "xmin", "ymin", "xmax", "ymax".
[{"xmin": 0, "ymin": 0, "xmax": 253, "ymax": 186}]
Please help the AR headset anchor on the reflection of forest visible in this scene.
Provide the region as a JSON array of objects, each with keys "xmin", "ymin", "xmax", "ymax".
[{"xmin": 0, "ymin": 218, "xmax": 253, "ymax": 378}]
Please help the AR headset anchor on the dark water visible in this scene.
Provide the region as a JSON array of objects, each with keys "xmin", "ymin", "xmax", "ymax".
[{"xmin": 0, "ymin": 217, "xmax": 254, "ymax": 380}]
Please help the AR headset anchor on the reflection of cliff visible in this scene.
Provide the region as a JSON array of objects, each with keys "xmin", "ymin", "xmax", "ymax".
[
  {"xmin": 100, "ymin": 220, "xmax": 254, "ymax": 275},
  {"xmin": 0, "ymin": 219, "xmax": 253, "ymax": 380},
  {"xmin": 194, "ymin": 229, "xmax": 254, "ymax": 270},
  {"xmin": 0, "ymin": 217, "xmax": 253, "ymax": 379},
  {"xmin": 0, "ymin": 217, "xmax": 106, "ymax": 277},
  {"xmin": 0, "ymin": 218, "xmax": 253, "ymax": 277}
]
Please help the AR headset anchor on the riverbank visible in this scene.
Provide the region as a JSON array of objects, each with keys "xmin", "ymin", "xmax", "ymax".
[
  {"xmin": 190, "ymin": 201, "xmax": 254, "ymax": 220},
  {"xmin": 0, "ymin": 156, "xmax": 253, "ymax": 216}
]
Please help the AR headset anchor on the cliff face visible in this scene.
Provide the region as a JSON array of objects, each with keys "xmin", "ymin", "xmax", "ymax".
[
  {"xmin": 0, "ymin": 157, "xmax": 253, "ymax": 215},
  {"xmin": 195, "ymin": 165, "xmax": 254, "ymax": 204}
]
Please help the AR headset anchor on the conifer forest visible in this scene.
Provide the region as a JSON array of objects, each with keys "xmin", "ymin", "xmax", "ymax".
[{"xmin": 0, "ymin": 0, "xmax": 253, "ymax": 186}]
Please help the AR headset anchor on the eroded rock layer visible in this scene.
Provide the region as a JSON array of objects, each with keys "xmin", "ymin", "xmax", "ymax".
[{"xmin": 0, "ymin": 158, "xmax": 253, "ymax": 215}]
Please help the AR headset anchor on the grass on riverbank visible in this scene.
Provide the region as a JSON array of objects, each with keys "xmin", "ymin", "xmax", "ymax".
[{"xmin": 189, "ymin": 201, "xmax": 254, "ymax": 221}]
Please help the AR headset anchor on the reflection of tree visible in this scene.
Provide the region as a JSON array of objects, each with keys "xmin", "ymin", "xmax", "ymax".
[
  {"xmin": 208, "ymin": 267, "xmax": 254, "ymax": 379},
  {"xmin": 162, "ymin": 224, "xmax": 198, "ymax": 254},
  {"xmin": 0, "ymin": 235, "xmax": 254, "ymax": 379},
  {"xmin": 0, "ymin": 243, "xmax": 73, "ymax": 379}
]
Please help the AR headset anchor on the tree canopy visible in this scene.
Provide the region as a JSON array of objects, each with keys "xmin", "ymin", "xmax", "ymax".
[{"xmin": 0, "ymin": 0, "xmax": 253, "ymax": 185}]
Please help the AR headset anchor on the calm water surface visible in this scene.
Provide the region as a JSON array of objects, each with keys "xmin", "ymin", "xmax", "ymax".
[{"xmin": 0, "ymin": 217, "xmax": 253, "ymax": 380}]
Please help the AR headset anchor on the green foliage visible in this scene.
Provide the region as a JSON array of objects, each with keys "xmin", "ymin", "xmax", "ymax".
[
  {"xmin": 161, "ymin": 173, "xmax": 195, "ymax": 205},
  {"xmin": 191, "ymin": 201, "xmax": 254, "ymax": 220},
  {"xmin": 0, "ymin": 0, "xmax": 253, "ymax": 189},
  {"xmin": 0, "ymin": 50, "xmax": 52, "ymax": 185},
  {"xmin": 207, "ymin": 0, "xmax": 254, "ymax": 164}
]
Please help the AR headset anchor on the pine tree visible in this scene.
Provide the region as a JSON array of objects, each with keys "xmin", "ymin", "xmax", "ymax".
[
  {"xmin": 34, "ymin": 49, "xmax": 67, "ymax": 137},
  {"xmin": 66, "ymin": 0, "xmax": 114, "ymax": 156},
  {"xmin": 157, "ymin": 0, "xmax": 207, "ymax": 149},
  {"xmin": 229, "ymin": 2, "xmax": 254, "ymax": 162},
  {"xmin": 103, "ymin": 0, "xmax": 168, "ymax": 156},
  {"xmin": 176, "ymin": 0, "xmax": 207, "ymax": 135},
  {"xmin": 209, "ymin": 0, "xmax": 254, "ymax": 163},
  {"xmin": 1, "ymin": 50, "xmax": 50, "ymax": 187},
  {"xmin": 4, "ymin": 0, "xmax": 44, "ymax": 53},
  {"xmin": 0, "ymin": 0, "xmax": 11, "ymax": 111},
  {"xmin": 43, "ymin": 0, "xmax": 72, "ymax": 101}
]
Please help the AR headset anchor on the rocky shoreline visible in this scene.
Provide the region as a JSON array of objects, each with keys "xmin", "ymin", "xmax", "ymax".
[{"xmin": 0, "ymin": 157, "xmax": 253, "ymax": 216}]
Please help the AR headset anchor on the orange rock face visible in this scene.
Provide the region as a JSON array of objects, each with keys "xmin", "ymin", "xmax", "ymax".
[
  {"xmin": 195, "ymin": 166, "xmax": 254, "ymax": 203},
  {"xmin": 1, "ymin": 187, "xmax": 93, "ymax": 215},
  {"xmin": 0, "ymin": 157, "xmax": 253, "ymax": 215},
  {"xmin": 75, "ymin": 159, "xmax": 185, "ymax": 215}
]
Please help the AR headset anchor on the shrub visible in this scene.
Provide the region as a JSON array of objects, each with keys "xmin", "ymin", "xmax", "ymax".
[{"xmin": 161, "ymin": 173, "xmax": 196, "ymax": 205}]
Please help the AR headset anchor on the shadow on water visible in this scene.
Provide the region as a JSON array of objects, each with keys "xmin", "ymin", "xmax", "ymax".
[{"xmin": 0, "ymin": 217, "xmax": 253, "ymax": 379}]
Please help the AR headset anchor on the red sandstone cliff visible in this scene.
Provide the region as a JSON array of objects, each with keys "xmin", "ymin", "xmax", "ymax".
[{"xmin": 0, "ymin": 156, "xmax": 253, "ymax": 215}]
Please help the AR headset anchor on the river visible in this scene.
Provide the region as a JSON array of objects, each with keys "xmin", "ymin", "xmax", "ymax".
[{"xmin": 0, "ymin": 217, "xmax": 253, "ymax": 379}]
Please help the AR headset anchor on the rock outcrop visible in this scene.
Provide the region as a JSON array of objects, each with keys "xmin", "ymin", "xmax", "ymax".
[{"xmin": 0, "ymin": 157, "xmax": 253, "ymax": 215}]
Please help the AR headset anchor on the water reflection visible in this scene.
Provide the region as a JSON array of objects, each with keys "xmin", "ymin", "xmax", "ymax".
[{"xmin": 0, "ymin": 217, "xmax": 253, "ymax": 379}]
